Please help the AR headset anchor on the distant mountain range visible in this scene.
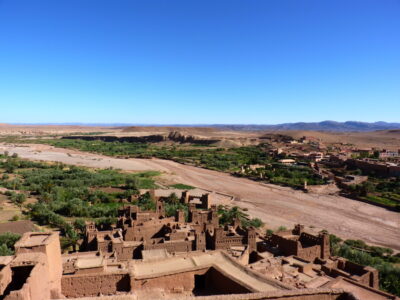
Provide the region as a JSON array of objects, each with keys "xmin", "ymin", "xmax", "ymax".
[
  {"xmin": 5, "ymin": 121, "xmax": 400, "ymax": 132},
  {"xmin": 214, "ymin": 121, "xmax": 400, "ymax": 132}
]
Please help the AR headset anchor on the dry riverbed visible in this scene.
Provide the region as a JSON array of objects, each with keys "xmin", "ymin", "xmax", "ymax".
[{"xmin": 1, "ymin": 143, "xmax": 399, "ymax": 250}]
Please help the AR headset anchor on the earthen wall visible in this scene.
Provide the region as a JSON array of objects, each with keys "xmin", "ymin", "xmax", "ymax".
[
  {"xmin": 0, "ymin": 264, "xmax": 12, "ymax": 295},
  {"xmin": 297, "ymin": 245, "xmax": 320, "ymax": 262},
  {"xmin": 123, "ymin": 218, "xmax": 174, "ymax": 241},
  {"xmin": 144, "ymin": 240, "xmax": 193, "ymax": 253},
  {"xmin": 61, "ymin": 273, "xmax": 130, "ymax": 298}
]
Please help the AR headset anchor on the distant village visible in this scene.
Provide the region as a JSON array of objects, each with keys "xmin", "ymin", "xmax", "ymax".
[{"xmin": 239, "ymin": 135, "xmax": 400, "ymax": 207}]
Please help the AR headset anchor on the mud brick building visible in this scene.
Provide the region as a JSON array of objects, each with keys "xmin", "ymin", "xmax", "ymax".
[
  {"xmin": 270, "ymin": 224, "xmax": 330, "ymax": 261},
  {"xmin": 83, "ymin": 194, "xmax": 257, "ymax": 260},
  {"xmin": 321, "ymin": 257, "xmax": 380, "ymax": 289},
  {"xmin": 1, "ymin": 229, "xmax": 397, "ymax": 300}
]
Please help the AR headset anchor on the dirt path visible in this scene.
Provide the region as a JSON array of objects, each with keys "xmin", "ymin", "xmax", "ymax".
[{"xmin": 1, "ymin": 143, "xmax": 399, "ymax": 250}]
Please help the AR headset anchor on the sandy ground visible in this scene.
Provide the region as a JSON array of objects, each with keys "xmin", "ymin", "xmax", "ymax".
[{"xmin": 1, "ymin": 143, "xmax": 399, "ymax": 250}]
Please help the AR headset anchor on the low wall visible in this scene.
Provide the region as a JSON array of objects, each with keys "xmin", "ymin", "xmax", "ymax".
[{"xmin": 61, "ymin": 273, "xmax": 130, "ymax": 298}]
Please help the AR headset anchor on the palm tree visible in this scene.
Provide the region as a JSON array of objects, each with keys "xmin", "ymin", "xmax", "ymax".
[
  {"xmin": 227, "ymin": 206, "xmax": 248, "ymax": 223},
  {"xmin": 218, "ymin": 205, "xmax": 249, "ymax": 225}
]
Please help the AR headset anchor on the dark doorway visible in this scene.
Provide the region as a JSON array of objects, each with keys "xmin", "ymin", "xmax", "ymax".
[
  {"xmin": 193, "ymin": 274, "xmax": 208, "ymax": 296},
  {"xmin": 195, "ymin": 274, "xmax": 206, "ymax": 289}
]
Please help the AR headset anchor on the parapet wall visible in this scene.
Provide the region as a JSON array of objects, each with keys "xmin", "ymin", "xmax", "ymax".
[{"xmin": 172, "ymin": 288, "xmax": 353, "ymax": 300}]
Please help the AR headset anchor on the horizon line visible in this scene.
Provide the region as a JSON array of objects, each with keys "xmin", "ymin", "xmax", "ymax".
[{"xmin": 2, "ymin": 120, "xmax": 400, "ymax": 127}]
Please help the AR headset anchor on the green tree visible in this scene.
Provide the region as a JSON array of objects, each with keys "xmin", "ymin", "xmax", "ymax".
[
  {"xmin": 0, "ymin": 244, "xmax": 13, "ymax": 256},
  {"xmin": 217, "ymin": 205, "xmax": 249, "ymax": 225},
  {"xmin": 166, "ymin": 192, "xmax": 179, "ymax": 204},
  {"xmin": 73, "ymin": 219, "xmax": 86, "ymax": 232},
  {"xmin": 125, "ymin": 177, "xmax": 139, "ymax": 190}
]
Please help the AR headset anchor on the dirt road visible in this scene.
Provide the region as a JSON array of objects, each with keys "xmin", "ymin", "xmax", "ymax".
[{"xmin": 1, "ymin": 143, "xmax": 399, "ymax": 250}]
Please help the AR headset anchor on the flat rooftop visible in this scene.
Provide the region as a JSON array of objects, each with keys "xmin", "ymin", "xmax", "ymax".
[
  {"xmin": 14, "ymin": 232, "xmax": 56, "ymax": 248},
  {"xmin": 75, "ymin": 256, "xmax": 104, "ymax": 269}
]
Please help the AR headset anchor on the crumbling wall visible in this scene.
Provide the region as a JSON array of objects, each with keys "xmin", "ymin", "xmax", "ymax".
[
  {"xmin": 61, "ymin": 273, "xmax": 130, "ymax": 298},
  {"xmin": 115, "ymin": 245, "xmax": 141, "ymax": 260},
  {"xmin": 144, "ymin": 240, "xmax": 193, "ymax": 253},
  {"xmin": 5, "ymin": 263, "xmax": 50, "ymax": 300},
  {"xmin": 271, "ymin": 235, "xmax": 298, "ymax": 256},
  {"xmin": 321, "ymin": 259, "xmax": 379, "ymax": 289},
  {"xmin": 297, "ymin": 245, "xmax": 320, "ymax": 262},
  {"xmin": 124, "ymin": 218, "xmax": 173, "ymax": 241}
]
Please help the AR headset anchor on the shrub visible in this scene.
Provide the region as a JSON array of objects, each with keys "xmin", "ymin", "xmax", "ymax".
[
  {"xmin": 277, "ymin": 226, "xmax": 287, "ymax": 232},
  {"xmin": 0, "ymin": 232, "xmax": 21, "ymax": 255},
  {"xmin": 10, "ymin": 215, "xmax": 19, "ymax": 221}
]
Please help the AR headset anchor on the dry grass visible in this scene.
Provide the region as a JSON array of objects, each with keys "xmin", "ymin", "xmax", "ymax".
[{"xmin": 0, "ymin": 194, "xmax": 23, "ymax": 223}]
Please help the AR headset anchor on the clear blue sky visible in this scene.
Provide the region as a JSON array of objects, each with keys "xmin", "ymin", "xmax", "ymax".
[{"xmin": 0, "ymin": 0, "xmax": 399, "ymax": 124}]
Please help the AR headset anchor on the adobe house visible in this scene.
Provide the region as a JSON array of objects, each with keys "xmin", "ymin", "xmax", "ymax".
[
  {"xmin": 321, "ymin": 257, "xmax": 379, "ymax": 289},
  {"xmin": 0, "ymin": 232, "xmax": 63, "ymax": 300},
  {"xmin": 270, "ymin": 224, "xmax": 330, "ymax": 261},
  {"xmin": 181, "ymin": 191, "xmax": 211, "ymax": 209}
]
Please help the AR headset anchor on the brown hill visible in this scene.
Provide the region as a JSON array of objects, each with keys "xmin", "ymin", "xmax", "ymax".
[
  {"xmin": 121, "ymin": 126, "xmax": 219, "ymax": 135},
  {"xmin": 259, "ymin": 130, "xmax": 400, "ymax": 149}
]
